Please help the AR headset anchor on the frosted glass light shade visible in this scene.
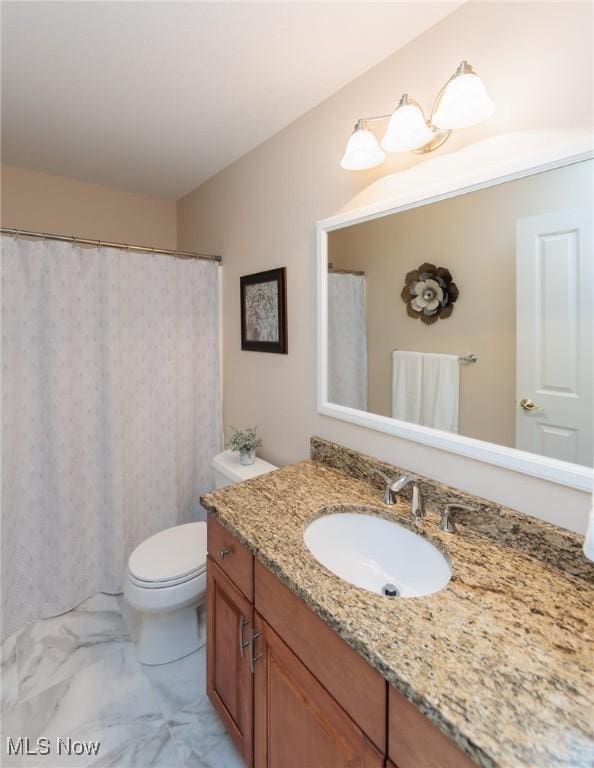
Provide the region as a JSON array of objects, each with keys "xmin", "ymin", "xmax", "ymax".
[
  {"xmin": 432, "ymin": 72, "xmax": 495, "ymax": 130},
  {"xmin": 340, "ymin": 127, "xmax": 385, "ymax": 170},
  {"xmin": 381, "ymin": 100, "xmax": 433, "ymax": 152}
]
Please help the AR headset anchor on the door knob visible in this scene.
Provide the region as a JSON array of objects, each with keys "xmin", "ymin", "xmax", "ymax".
[{"xmin": 520, "ymin": 398, "xmax": 542, "ymax": 412}]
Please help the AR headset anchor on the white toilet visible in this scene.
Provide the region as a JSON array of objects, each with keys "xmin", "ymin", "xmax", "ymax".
[{"xmin": 124, "ymin": 449, "xmax": 277, "ymax": 665}]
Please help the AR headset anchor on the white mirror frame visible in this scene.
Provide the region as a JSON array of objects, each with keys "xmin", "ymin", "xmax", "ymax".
[{"xmin": 317, "ymin": 134, "xmax": 594, "ymax": 491}]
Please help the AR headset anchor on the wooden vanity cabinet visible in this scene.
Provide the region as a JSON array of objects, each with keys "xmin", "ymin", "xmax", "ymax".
[
  {"xmin": 252, "ymin": 613, "xmax": 384, "ymax": 768},
  {"xmin": 206, "ymin": 558, "xmax": 254, "ymax": 765},
  {"xmin": 206, "ymin": 514, "xmax": 477, "ymax": 768}
]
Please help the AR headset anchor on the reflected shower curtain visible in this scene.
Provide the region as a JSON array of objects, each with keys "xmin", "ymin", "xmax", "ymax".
[
  {"xmin": 327, "ymin": 272, "xmax": 368, "ymax": 411},
  {"xmin": 1, "ymin": 236, "xmax": 222, "ymax": 640}
]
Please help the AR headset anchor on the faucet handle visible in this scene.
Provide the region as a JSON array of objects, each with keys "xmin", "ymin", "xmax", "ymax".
[
  {"xmin": 439, "ymin": 503, "xmax": 478, "ymax": 533},
  {"xmin": 370, "ymin": 467, "xmax": 395, "ymax": 484}
]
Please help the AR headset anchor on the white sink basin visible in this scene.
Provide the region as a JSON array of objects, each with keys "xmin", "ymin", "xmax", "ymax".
[{"xmin": 304, "ymin": 511, "xmax": 451, "ymax": 597}]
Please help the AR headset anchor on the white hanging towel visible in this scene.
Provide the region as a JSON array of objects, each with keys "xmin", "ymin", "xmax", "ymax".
[
  {"xmin": 392, "ymin": 351, "xmax": 423, "ymax": 423},
  {"xmin": 392, "ymin": 351, "xmax": 460, "ymax": 433},
  {"xmin": 420, "ymin": 353, "xmax": 460, "ymax": 433}
]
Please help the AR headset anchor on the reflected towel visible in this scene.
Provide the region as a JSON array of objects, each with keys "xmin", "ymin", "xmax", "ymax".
[
  {"xmin": 420, "ymin": 353, "xmax": 460, "ymax": 433},
  {"xmin": 392, "ymin": 351, "xmax": 460, "ymax": 433},
  {"xmin": 392, "ymin": 351, "xmax": 422, "ymax": 423}
]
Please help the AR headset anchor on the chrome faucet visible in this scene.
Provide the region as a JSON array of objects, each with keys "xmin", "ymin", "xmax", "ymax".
[{"xmin": 371, "ymin": 469, "xmax": 426, "ymax": 521}]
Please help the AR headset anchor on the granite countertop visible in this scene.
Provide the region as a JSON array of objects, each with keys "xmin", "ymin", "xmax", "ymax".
[{"xmin": 201, "ymin": 455, "xmax": 594, "ymax": 768}]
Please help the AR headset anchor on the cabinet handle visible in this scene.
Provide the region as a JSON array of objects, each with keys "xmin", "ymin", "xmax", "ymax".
[
  {"xmin": 249, "ymin": 631, "xmax": 263, "ymax": 674},
  {"xmin": 218, "ymin": 547, "xmax": 230, "ymax": 559},
  {"xmin": 238, "ymin": 614, "xmax": 249, "ymax": 658}
]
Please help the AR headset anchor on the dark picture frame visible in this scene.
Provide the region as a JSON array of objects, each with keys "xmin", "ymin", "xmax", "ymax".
[{"xmin": 240, "ymin": 267, "xmax": 288, "ymax": 354}]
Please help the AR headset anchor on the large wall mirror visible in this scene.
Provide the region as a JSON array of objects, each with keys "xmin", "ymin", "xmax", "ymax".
[{"xmin": 317, "ymin": 143, "xmax": 593, "ymax": 490}]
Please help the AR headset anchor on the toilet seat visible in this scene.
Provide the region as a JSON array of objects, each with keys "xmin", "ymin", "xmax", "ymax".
[
  {"xmin": 128, "ymin": 561, "xmax": 206, "ymax": 589},
  {"xmin": 128, "ymin": 521, "xmax": 207, "ymax": 589}
]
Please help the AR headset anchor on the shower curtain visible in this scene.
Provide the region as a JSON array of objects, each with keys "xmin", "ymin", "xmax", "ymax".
[
  {"xmin": 1, "ymin": 236, "xmax": 222, "ymax": 640},
  {"xmin": 327, "ymin": 272, "xmax": 368, "ymax": 411}
]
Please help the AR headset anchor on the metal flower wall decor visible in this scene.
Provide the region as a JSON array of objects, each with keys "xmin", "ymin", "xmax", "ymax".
[{"xmin": 401, "ymin": 262, "xmax": 459, "ymax": 325}]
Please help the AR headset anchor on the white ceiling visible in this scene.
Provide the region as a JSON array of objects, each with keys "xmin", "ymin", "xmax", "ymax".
[{"xmin": 1, "ymin": 2, "xmax": 463, "ymax": 199}]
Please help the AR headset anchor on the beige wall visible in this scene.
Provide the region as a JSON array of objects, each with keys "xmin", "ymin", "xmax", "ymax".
[
  {"xmin": 329, "ymin": 161, "xmax": 593, "ymax": 448},
  {"xmin": 1, "ymin": 165, "xmax": 177, "ymax": 248},
  {"xmin": 177, "ymin": 1, "xmax": 593, "ymax": 534}
]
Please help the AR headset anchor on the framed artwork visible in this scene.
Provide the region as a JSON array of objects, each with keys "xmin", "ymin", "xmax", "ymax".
[{"xmin": 240, "ymin": 267, "xmax": 288, "ymax": 354}]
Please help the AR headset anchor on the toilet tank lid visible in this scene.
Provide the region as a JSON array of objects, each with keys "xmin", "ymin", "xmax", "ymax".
[
  {"xmin": 212, "ymin": 449, "xmax": 277, "ymax": 483},
  {"xmin": 129, "ymin": 522, "xmax": 206, "ymax": 583}
]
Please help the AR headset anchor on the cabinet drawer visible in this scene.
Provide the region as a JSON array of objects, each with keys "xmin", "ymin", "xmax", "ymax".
[
  {"xmin": 207, "ymin": 515, "xmax": 254, "ymax": 601},
  {"xmin": 389, "ymin": 686, "xmax": 476, "ymax": 768},
  {"xmin": 255, "ymin": 559, "xmax": 387, "ymax": 752}
]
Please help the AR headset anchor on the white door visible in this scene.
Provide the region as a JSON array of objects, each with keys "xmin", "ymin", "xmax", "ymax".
[{"xmin": 516, "ymin": 206, "xmax": 593, "ymax": 466}]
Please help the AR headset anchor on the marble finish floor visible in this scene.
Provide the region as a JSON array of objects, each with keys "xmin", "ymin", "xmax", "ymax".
[{"xmin": 0, "ymin": 594, "xmax": 243, "ymax": 768}]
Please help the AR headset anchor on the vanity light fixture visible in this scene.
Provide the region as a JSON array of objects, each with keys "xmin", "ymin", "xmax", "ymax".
[{"xmin": 340, "ymin": 60, "xmax": 494, "ymax": 170}]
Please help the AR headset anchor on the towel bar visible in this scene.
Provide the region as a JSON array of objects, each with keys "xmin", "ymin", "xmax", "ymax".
[{"xmin": 392, "ymin": 350, "xmax": 477, "ymax": 364}]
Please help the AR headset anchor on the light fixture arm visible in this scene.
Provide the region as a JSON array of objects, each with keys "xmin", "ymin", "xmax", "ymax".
[
  {"xmin": 353, "ymin": 115, "xmax": 392, "ymax": 130},
  {"xmin": 354, "ymin": 94, "xmax": 420, "ymax": 130}
]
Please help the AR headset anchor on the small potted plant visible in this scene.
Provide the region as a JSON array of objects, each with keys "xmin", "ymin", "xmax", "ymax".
[{"xmin": 229, "ymin": 426, "xmax": 262, "ymax": 466}]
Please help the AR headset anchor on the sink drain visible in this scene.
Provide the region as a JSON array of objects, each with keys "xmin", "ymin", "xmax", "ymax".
[{"xmin": 382, "ymin": 583, "xmax": 400, "ymax": 597}]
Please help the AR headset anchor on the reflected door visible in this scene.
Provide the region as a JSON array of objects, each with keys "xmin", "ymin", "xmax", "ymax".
[{"xmin": 516, "ymin": 206, "xmax": 593, "ymax": 465}]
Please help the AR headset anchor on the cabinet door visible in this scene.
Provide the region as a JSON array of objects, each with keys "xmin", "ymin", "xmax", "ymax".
[
  {"xmin": 389, "ymin": 685, "xmax": 476, "ymax": 768},
  {"xmin": 207, "ymin": 557, "xmax": 254, "ymax": 766},
  {"xmin": 253, "ymin": 613, "xmax": 384, "ymax": 768},
  {"xmin": 255, "ymin": 559, "xmax": 386, "ymax": 751}
]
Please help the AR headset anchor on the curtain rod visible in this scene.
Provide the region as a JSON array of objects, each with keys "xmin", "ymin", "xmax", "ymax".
[
  {"xmin": 0, "ymin": 227, "xmax": 222, "ymax": 264},
  {"xmin": 328, "ymin": 262, "xmax": 365, "ymax": 276}
]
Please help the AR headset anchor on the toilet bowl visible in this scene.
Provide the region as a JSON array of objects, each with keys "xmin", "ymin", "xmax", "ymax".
[
  {"xmin": 123, "ymin": 521, "xmax": 207, "ymax": 665},
  {"xmin": 124, "ymin": 450, "xmax": 277, "ymax": 665}
]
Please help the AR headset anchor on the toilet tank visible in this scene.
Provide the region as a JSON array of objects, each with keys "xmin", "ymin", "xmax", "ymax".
[{"xmin": 212, "ymin": 449, "xmax": 278, "ymax": 489}]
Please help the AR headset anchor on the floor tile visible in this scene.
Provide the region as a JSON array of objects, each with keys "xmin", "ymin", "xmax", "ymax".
[
  {"xmin": 18, "ymin": 645, "xmax": 167, "ymax": 767},
  {"xmin": 168, "ymin": 696, "xmax": 243, "ymax": 768},
  {"xmin": 91, "ymin": 722, "xmax": 182, "ymax": 768},
  {"xmin": 142, "ymin": 647, "xmax": 206, "ymax": 721},
  {"xmin": 1, "ymin": 703, "xmax": 23, "ymax": 767},
  {"xmin": 2, "ymin": 593, "xmax": 240, "ymax": 768},
  {"xmin": 16, "ymin": 597, "xmax": 130, "ymax": 702},
  {"xmin": 77, "ymin": 594, "xmax": 121, "ymax": 614},
  {"xmin": 202, "ymin": 736, "xmax": 244, "ymax": 768},
  {"xmin": 116, "ymin": 597, "xmax": 141, "ymax": 644},
  {"xmin": 1, "ymin": 632, "xmax": 20, "ymax": 711}
]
